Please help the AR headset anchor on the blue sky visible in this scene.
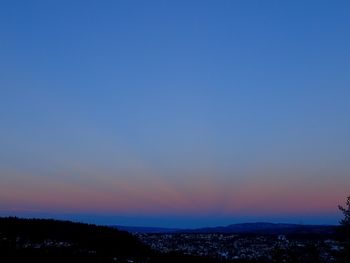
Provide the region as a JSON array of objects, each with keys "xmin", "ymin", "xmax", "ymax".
[{"xmin": 1, "ymin": 0, "xmax": 350, "ymax": 227}]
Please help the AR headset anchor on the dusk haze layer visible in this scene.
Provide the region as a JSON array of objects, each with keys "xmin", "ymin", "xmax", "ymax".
[{"xmin": 1, "ymin": 0, "xmax": 350, "ymax": 228}]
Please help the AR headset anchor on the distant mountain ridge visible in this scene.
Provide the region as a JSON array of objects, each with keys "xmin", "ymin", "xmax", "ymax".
[
  {"xmin": 183, "ymin": 222, "xmax": 337, "ymax": 235},
  {"xmin": 114, "ymin": 222, "xmax": 338, "ymax": 235}
]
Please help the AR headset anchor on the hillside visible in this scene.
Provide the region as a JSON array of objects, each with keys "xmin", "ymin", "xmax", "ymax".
[{"xmin": 0, "ymin": 217, "xmax": 153, "ymax": 262}]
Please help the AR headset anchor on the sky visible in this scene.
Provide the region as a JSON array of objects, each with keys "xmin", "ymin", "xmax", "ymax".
[{"xmin": 0, "ymin": 0, "xmax": 350, "ymax": 228}]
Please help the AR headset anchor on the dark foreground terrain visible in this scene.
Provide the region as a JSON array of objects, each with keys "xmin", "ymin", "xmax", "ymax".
[{"xmin": 0, "ymin": 217, "xmax": 349, "ymax": 262}]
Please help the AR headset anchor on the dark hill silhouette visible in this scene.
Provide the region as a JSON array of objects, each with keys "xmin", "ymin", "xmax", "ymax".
[
  {"xmin": 182, "ymin": 222, "xmax": 337, "ymax": 236},
  {"xmin": 0, "ymin": 216, "xmax": 152, "ymax": 262}
]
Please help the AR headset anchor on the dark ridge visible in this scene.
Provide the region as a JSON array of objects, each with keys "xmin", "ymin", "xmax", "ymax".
[
  {"xmin": 0, "ymin": 216, "xmax": 152, "ymax": 262},
  {"xmin": 178, "ymin": 222, "xmax": 338, "ymax": 236}
]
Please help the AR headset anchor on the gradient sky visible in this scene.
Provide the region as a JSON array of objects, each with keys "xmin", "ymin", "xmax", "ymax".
[{"xmin": 1, "ymin": 0, "xmax": 350, "ymax": 228}]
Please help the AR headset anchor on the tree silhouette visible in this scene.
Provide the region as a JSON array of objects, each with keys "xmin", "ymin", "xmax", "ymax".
[
  {"xmin": 339, "ymin": 195, "xmax": 350, "ymax": 229},
  {"xmin": 338, "ymin": 195, "xmax": 350, "ymax": 263}
]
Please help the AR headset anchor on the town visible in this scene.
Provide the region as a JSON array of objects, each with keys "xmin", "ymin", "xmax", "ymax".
[{"xmin": 136, "ymin": 232, "xmax": 344, "ymax": 262}]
